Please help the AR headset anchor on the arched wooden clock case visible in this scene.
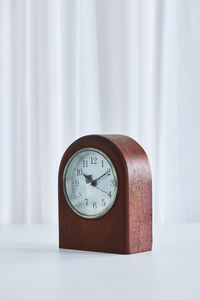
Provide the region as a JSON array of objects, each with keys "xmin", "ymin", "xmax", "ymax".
[{"xmin": 58, "ymin": 135, "xmax": 152, "ymax": 254}]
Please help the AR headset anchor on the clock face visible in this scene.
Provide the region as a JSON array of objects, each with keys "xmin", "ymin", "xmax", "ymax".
[{"xmin": 63, "ymin": 147, "xmax": 118, "ymax": 219}]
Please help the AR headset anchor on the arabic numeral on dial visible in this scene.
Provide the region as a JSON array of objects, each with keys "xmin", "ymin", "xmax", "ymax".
[
  {"xmin": 101, "ymin": 160, "xmax": 104, "ymax": 167},
  {"xmin": 110, "ymin": 179, "xmax": 115, "ymax": 187},
  {"xmin": 101, "ymin": 199, "xmax": 106, "ymax": 207},
  {"xmin": 108, "ymin": 191, "xmax": 112, "ymax": 198},
  {"xmin": 75, "ymin": 191, "xmax": 82, "ymax": 199},
  {"xmin": 91, "ymin": 157, "xmax": 97, "ymax": 164},
  {"xmin": 76, "ymin": 168, "xmax": 83, "ymax": 176},
  {"xmin": 85, "ymin": 198, "xmax": 88, "ymax": 206},
  {"xmin": 82, "ymin": 160, "xmax": 88, "ymax": 168},
  {"xmin": 93, "ymin": 202, "xmax": 97, "ymax": 209},
  {"xmin": 74, "ymin": 179, "xmax": 79, "ymax": 186},
  {"xmin": 107, "ymin": 168, "xmax": 111, "ymax": 175}
]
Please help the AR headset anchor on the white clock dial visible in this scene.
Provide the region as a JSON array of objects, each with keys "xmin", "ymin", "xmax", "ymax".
[{"xmin": 63, "ymin": 147, "xmax": 118, "ymax": 219}]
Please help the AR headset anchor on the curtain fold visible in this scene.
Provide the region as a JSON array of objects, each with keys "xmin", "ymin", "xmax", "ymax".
[{"xmin": 0, "ymin": 0, "xmax": 200, "ymax": 224}]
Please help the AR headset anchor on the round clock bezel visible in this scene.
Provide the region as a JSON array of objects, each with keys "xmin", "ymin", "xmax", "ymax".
[{"xmin": 62, "ymin": 147, "xmax": 118, "ymax": 219}]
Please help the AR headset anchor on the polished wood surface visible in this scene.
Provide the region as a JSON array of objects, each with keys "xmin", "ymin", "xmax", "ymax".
[{"xmin": 58, "ymin": 135, "xmax": 152, "ymax": 254}]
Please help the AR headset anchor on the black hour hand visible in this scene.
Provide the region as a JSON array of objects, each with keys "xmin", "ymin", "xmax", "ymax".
[{"xmin": 83, "ymin": 174, "xmax": 93, "ymax": 184}]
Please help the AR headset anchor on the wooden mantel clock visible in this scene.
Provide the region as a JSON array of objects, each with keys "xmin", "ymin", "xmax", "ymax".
[{"xmin": 58, "ymin": 135, "xmax": 152, "ymax": 254}]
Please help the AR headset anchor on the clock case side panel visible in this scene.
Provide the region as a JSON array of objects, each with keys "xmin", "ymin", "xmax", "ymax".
[
  {"xmin": 58, "ymin": 135, "xmax": 130, "ymax": 254},
  {"xmin": 102, "ymin": 135, "xmax": 152, "ymax": 254}
]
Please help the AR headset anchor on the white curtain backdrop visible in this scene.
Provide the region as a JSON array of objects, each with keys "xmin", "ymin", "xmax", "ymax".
[{"xmin": 0, "ymin": 0, "xmax": 200, "ymax": 224}]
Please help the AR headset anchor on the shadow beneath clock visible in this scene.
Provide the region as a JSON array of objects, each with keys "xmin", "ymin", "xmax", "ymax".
[{"xmin": 57, "ymin": 247, "xmax": 117, "ymax": 259}]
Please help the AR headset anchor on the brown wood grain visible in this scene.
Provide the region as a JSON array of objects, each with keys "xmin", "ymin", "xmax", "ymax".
[{"xmin": 58, "ymin": 135, "xmax": 152, "ymax": 254}]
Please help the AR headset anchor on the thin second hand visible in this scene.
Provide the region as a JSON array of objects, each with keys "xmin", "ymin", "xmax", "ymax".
[{"xmin": 94, "ymin": 186, "xmax": 109, "ymax": 196}]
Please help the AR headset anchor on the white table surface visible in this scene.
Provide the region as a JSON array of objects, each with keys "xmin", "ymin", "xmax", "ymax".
[{"xmin": 0, "ymin": 224, "xmax": 200, "ymax": 300}]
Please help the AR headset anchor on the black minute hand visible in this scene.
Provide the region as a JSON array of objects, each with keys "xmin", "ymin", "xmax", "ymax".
[{"xmin": 91, "ymin": 169, "xmax": 110, "ymax": 187}]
